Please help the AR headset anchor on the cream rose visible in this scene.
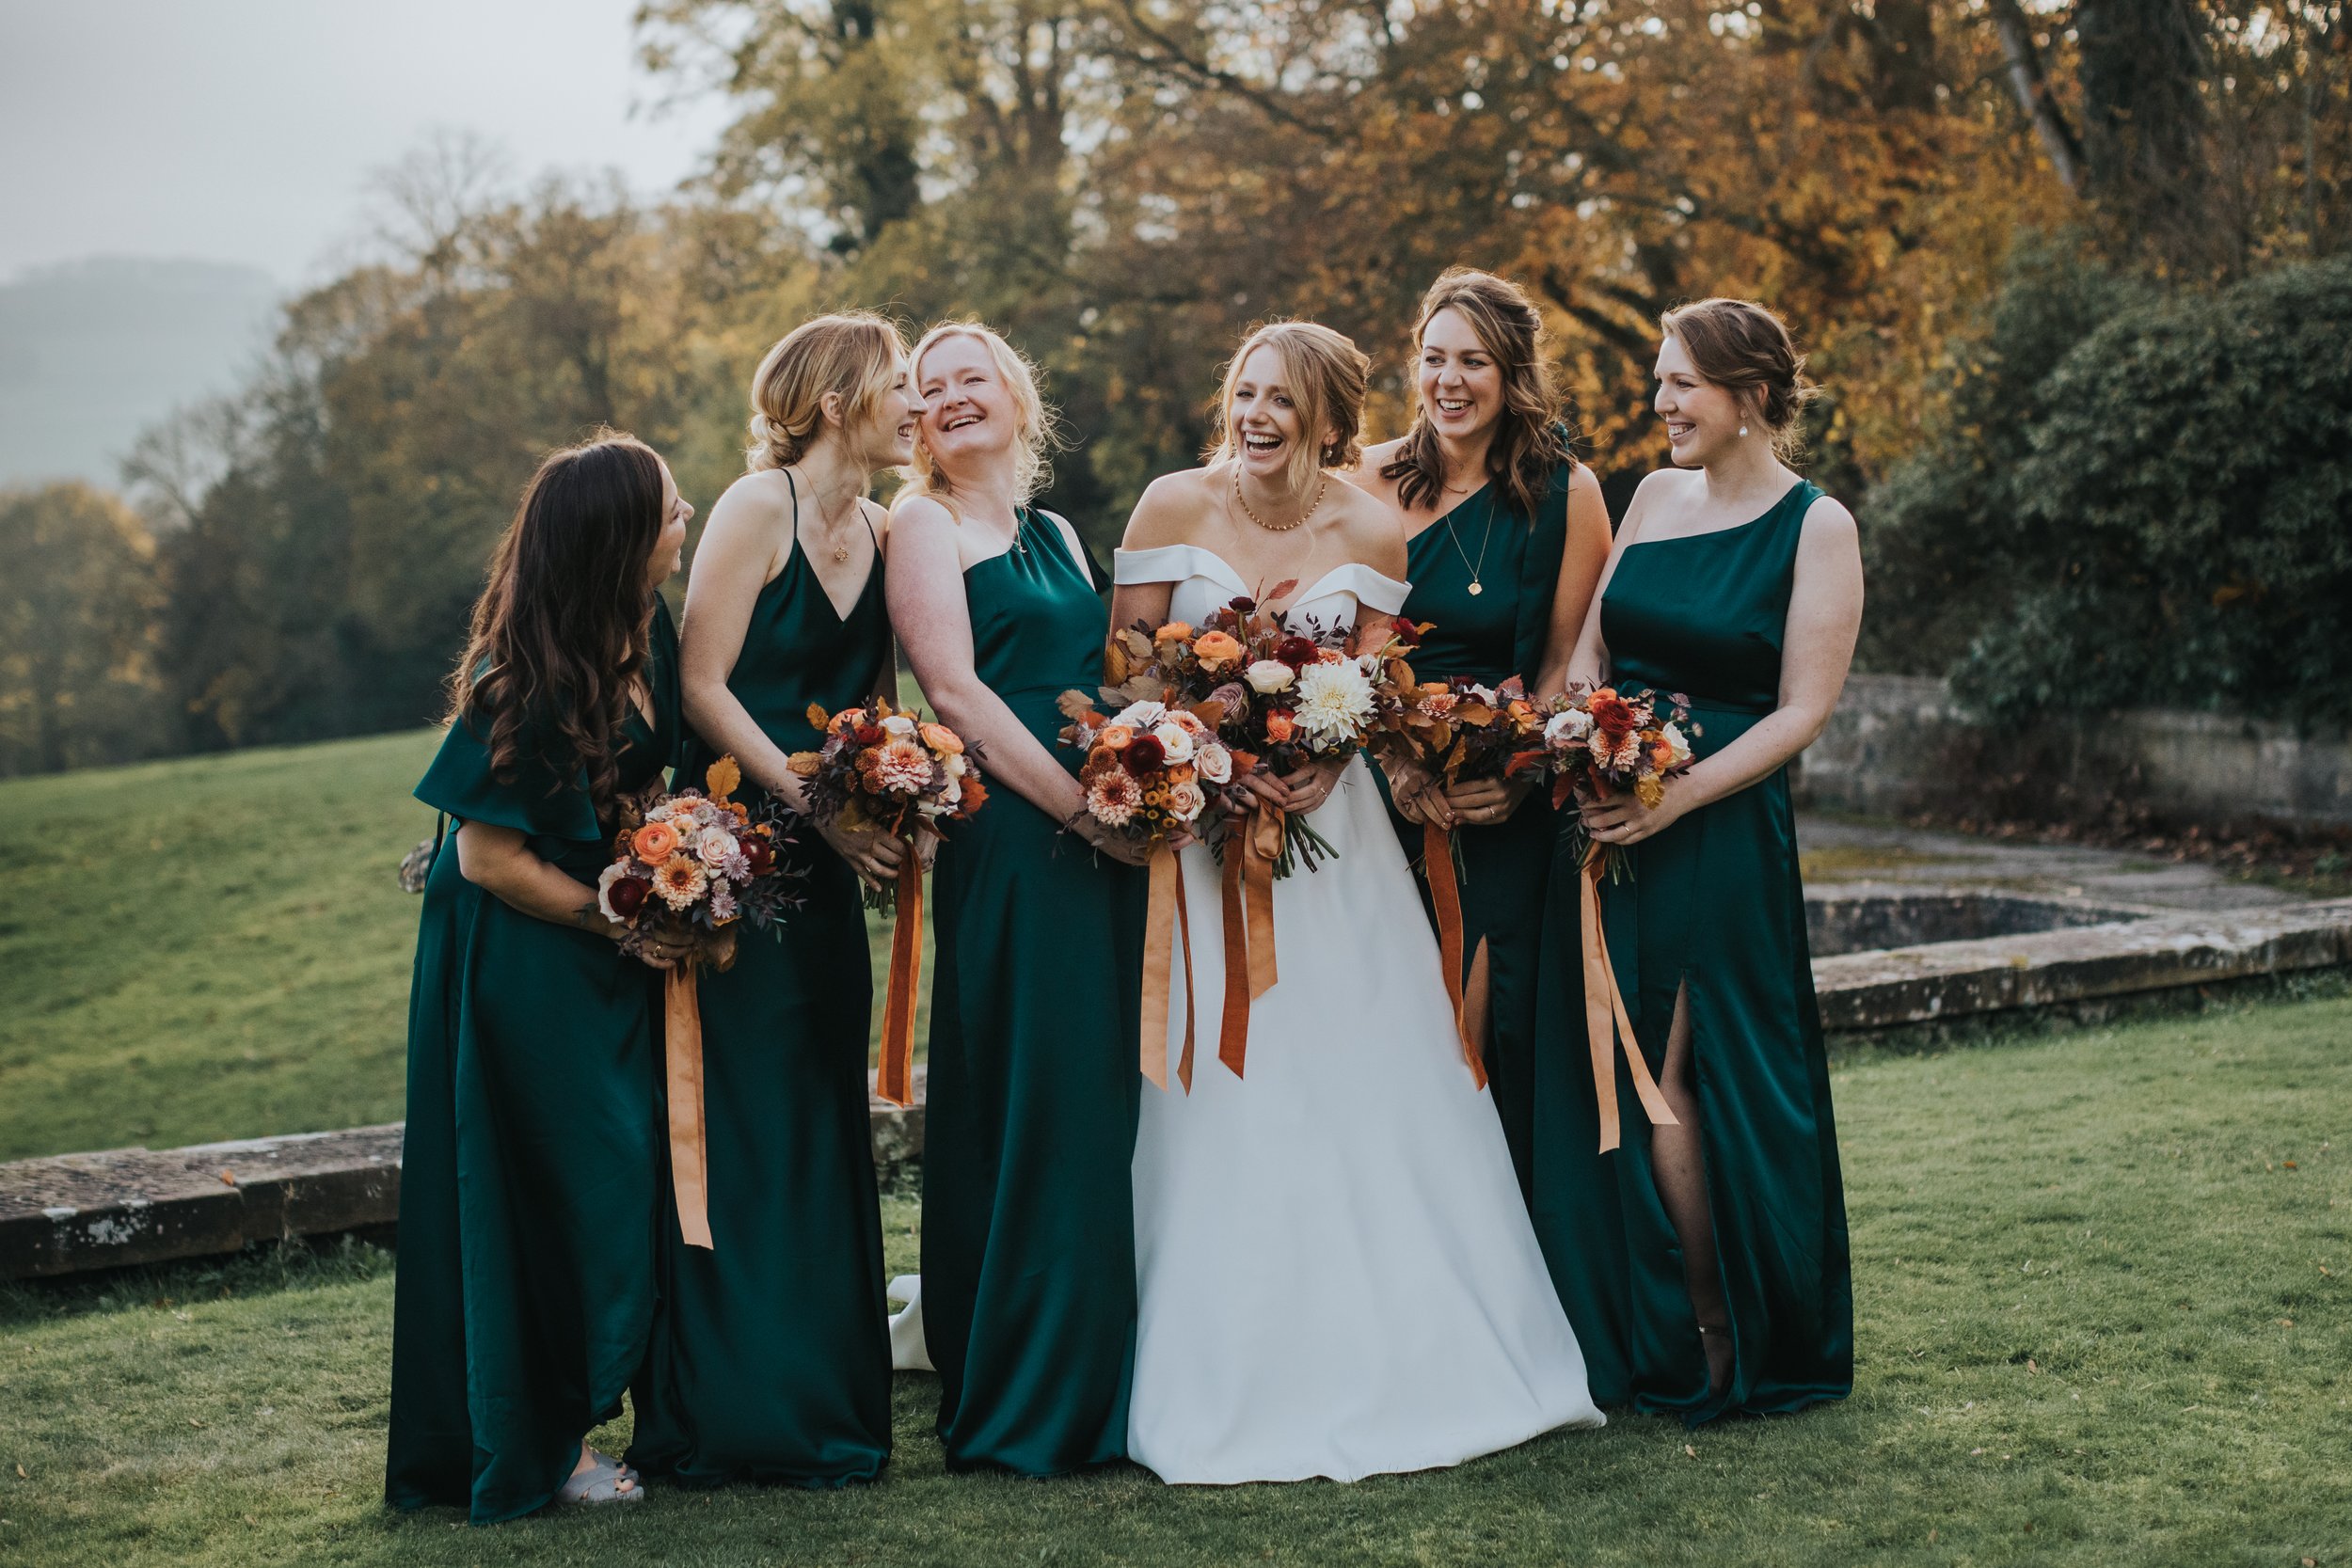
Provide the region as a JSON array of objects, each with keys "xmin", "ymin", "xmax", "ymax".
[
  {"xmin": 1150, "ymin": 721, "xmax": 1197, "ymax": 763},
  {"xmin": 1245, "ymin": 658, "xmax": 1295, "ymax": 694},
  {"xmin": 1166, "ymin": 779, "xmax": 1207, "ymax": 822},
  {"xmin": 696, "ymin": 827, "xmax": 739, "ymax": 867},
  {"xmin": 1195, "ymin": 743, "xmax": 1232, "ymax": 784}
]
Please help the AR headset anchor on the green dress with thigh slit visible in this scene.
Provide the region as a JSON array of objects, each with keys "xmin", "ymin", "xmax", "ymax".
[
  {"xmin": 386, "ymin": 600, "xmax": 679, "ymax": 1525},
  {"xmin": 1382, "ymin": 467, "xmax": 1573, "ymax": 1206},
  {"xmin": 922, "ymin": 508, "xmax": 1146, "ymax": 1474},
  {"xmin": 628, "ymin": 510, "xmax": 895, "ymax": 1487},
  {"xmin": 1532, "ymin": 479, "xmax": 1852, "ymax": 1424}
]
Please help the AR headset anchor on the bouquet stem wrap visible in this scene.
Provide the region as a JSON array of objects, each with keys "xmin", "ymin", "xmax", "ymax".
[
  {"xmin": 1139, "ymin": 842, "xmax": 1199, "ymax": 1091},
  {"xmin": 876, "ymin": 850, "xmax": 922, "ymax": 1108},
  {"xmin": 1216, "ymin": 804, "xmax": 1285, "ymax": 1078},
  {"xmin": 664, "ymin": 963, "xmax": 714, "ymax": 1250},
  {"xmin": 1422, "ymin": 820, "xmax": 1488, "ymax": 1088},
  {"xmin": 1579, "ymin": 848, "xmax": 1678, "ymax": 1153}
]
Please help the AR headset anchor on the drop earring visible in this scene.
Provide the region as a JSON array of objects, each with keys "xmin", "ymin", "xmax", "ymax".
[{"xmin": 1738, "ymin": 423, "xmax": 1749, "ymax": 437}]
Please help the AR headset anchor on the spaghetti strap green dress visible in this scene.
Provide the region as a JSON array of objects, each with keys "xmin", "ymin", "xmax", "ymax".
[
  {"xmin": 1384, "ymin": 466, "xmax": 1573, "ymax": 1203},
  {"xmin": 922, "ymin": 508, "xmax": 1146, "ymax": 1474},
  {"xmin": 1532, "ymin": 480, "xmax": 1852, "ymax": 1424},
  {"xmin": 628, "ymin": 502, "xmax": 894, "ymax": 1487},
  {"xmin": 387, "ymin": 599, "xmax": 679, "ymax": 1525}
]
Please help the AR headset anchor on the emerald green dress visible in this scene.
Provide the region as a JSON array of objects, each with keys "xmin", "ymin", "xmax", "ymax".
[
  {"xmin": 923, "ymin": 509, "xmax": 1146, "ymax": 1474},
  {"xmin": 628, "ymin": 510, "xmax": 894, "ymax": 1486},
  {"xmin": 1532, "ymin": 480, "xmax": 1852, "ymax": 1424},
  {"xmin": 1384, "ymin": 467, "xmax": 1574, "ymax": 1204},
  {"xmin": 387, "ymin": 600, "xmax": 679, "ymax": 1525}
]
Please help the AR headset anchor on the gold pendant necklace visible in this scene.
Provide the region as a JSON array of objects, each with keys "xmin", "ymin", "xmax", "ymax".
[
  {"xmin": 796, "ymin": 465, "xmax": 858, "ymax": 562},
  {"xmin": 1442, "ymin": 491, "xmax": 1496, "ymax": 596}
]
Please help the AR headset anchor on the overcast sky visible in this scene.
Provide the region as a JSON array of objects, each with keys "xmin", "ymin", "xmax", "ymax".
[{"xmin": 0, "ymin": 0, "xmax": 735, "ymax": 285}]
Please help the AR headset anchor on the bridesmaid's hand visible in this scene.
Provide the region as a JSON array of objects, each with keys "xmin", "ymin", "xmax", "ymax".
[
  {"xmin": 1073, "ymin": 816, "xmax": 1155, "ymax": 867},
  {"xmin": 1442, "ymin": 773, "xmax": 1533, "ymax": 828},
  {"xmin": 822, "ymin": 819, "xmax": 907, "ymax": 890},
  {"xmin": 1581, "ymin": 786, "xmax": 1686, "ymax": 847},
  {"xmin": 1381, "ymin": 755, "xmax": 1448, "ymax": 828}
]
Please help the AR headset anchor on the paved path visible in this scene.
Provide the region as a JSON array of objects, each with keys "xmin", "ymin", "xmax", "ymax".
[{"xmin": 1796, "ymin": 813, "xmax": 2296, "ymax": 913}]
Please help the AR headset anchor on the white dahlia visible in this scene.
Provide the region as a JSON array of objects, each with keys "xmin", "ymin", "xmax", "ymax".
[{"xmin": 1291, "ymin": 658, "xmax": 1375, "ymax": 746}]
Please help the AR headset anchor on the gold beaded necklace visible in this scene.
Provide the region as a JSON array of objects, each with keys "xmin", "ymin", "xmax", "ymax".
[{"xmin": 1232, "ymin": 467, "xmax": 1329, "ymax": 532}]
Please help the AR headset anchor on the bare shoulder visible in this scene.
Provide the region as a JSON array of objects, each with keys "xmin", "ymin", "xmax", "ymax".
[
  {"xmin": 1345, "ymin": 439, "xmax": 1408, "ymax": 505},
  {"xmin": 1801, "ymin": 490, "xmax": 1858, "ymax": 545},
  {"xmin": 1038, "ymin": 507, "xmax": 1089, "ymax": 566},
  {"xmin": 887, "ymin": 490, "xmax": 958, "ymax": 540},
  {"xmin": 1618, "ymin": 466, "xmax": 1697, "ymax": 540},
  {"xmin": 1565, "ymin": 462, "xmax": 1604, "ymax": 502},
  {"xmin": 1121, "ymin": 467, "xmax": 1217, "ymax": 549},
  {"xmin": 1327, "ymin": 476, "xmax": 1408, "ymax": 576}
]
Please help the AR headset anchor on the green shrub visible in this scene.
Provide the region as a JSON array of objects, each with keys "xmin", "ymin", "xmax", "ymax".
[{"xmin": 1863, "ymin": 247, "xmax": 2352, "ymax": 727}]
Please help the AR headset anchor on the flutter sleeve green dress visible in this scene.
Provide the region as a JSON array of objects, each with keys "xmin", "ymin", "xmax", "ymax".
[
  {"xmin": 1533, "ymin": 480, "xmax": 1852, "ymax": 1424},
  {"xmin": 1383, "ymin": 465, "xmax": 1574, "ymax": 1204},
  {"xmin": 387, "ymin": 599, "xmax": 680, "ymax": 1524},
  {"xmin": 627, "ymin": 503, "xmax": 895, "ymax": 1487},
  {"xmin": 922, "ymin": 508, "xmax": 1147, "ymax": 1475}
]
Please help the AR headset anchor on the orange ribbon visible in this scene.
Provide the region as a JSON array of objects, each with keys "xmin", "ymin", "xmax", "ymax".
[
  {"xmin": 663, "ymin": 963, "xmax": 714, "ymax": 1250},
  {"xmin": 1216, "ymin": 804, "xmax": 1284, "ymax": 1079},
  {"xmin": 1423, "ymin": 820, "xmax": 1486, "ymax": 1088},
  {"xmin": 1139, "ymin": 842, "xmax": 1200, "ymax": 1092},
  {"xmin": 875, "ymin": 851, "xmax": 922, "ymax": 1108},
  {"xmin": 1580, "ymin": 849, "xmax": 1678, "ymax": 1153}
]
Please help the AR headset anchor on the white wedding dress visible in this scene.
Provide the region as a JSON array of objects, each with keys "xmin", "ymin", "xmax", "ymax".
[{"xmin": 1117, "ymin": 545, "xmax": 1603, "ymax": 1485}]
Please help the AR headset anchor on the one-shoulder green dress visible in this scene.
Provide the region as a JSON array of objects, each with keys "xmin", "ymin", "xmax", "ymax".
[
  {"xmin": 628, "ymin": 505, "xmax": 894, "ymax": 1487},
  {"xmin": 387, "ymin": 600, "xmax": 679, "ymax": 1525},
  {"xmin": 922, "ymin": 509, "xmax": 1146, "ymax": 1474},
  {"xmin": 1384, "ymin": 467, "xmax": 1573, "ymax": 1203},
  {"xmin": 1533, "ymin": 480, "xmax": 1852, "ymax": 1424}
]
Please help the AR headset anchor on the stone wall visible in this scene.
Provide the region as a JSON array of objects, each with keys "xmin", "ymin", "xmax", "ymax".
[{"xmin": 1797, "ymin": 674, "xmax": 2352, "ymax": 830}]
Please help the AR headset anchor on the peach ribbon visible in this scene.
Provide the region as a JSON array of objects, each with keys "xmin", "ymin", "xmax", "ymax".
[
  {"xmin": 1580, "ymin": 849, "xmax": 1679, "ymax": 1153},
  {"xmin": 1216, "ymin": 804, "xmax": 1285, "ymax": 1079},
  {"xmin": 1139, "ymin": 841, "xmax": 1199, "ymax": 1092},
  {"xmin": 663, "ymin": 964, "xmax": 714, "ymax": 1250},
  {"xmin": 1423, "ymin": 820, "xmax": 1487, "ymax": 1088},
  {"xmin": 875, "ymin": 850, "xmax": 922, "ymax": 1108}
]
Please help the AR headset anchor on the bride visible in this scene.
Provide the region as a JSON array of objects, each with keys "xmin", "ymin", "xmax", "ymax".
[{"xmin": 1109, "ymin": 321, "xmax": 1603, "ymax": 1484}]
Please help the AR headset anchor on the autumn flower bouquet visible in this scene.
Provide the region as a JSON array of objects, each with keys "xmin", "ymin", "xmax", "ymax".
[
  {"xmin": 787, "ymin": 696, "xmax": 985, "ymax": 1110},
  {"xmin": 597, "ymin": 755, "xmax": 803, "ymax": 972},
  {"xmin": 1513, "ymin": 684, "xmax": 1697, "ymax": 880},
  {"xmin": 599, "ymin": 755, "xmax": 804, "ymax": 1253},
  {"xmin": 787, "ymin": 697, "xmax": 987, "ymax": 912},
  {"xmin": 1057, "ymin": 621, "xmax": 1246, "ymax": 851}
]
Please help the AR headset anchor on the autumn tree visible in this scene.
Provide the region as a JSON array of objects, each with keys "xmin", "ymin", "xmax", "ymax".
[{"xmin": 0, "ymin": 483, "xmax": 164, "ymax": 775}]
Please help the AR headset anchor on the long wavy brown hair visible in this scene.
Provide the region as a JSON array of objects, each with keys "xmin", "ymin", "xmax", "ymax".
[
  {"xmin": 444, "ymin": 434, "xmax": 667, "ymax": 817},
  {"xmin": 1380, "ymin": 268, "xmax": 1574, "ymax": 520}
]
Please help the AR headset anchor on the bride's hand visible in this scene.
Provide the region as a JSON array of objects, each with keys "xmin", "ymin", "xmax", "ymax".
[{"xmin": 1277, "ymin": 757, "xmax": 1348, "ymax": 816}]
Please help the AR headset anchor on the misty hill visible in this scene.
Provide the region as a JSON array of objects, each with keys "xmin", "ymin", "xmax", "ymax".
[{"xmin": 0, "ymin": 255, "xmax": 280, "ymax": 489}]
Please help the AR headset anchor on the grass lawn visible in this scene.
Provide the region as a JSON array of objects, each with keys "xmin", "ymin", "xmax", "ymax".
[
  {"xmin": 0, "ymin": 731, "xmax": 930, "ymax": 1162},
  {"xmin": 4, "ymin": 994, "xmax": 2347, "ymax": 1566}
]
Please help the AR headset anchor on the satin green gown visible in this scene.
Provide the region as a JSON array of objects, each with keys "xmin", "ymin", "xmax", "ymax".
[
  {"xmin": 627, "ymin": 513, "xmax": 894, "ymax": 1486},
  {"xmin": 922, "ymin": 509, "xmax": 1146, "ymax": 1474},
  {"xmin": 387, "ymin": 600, "xmax": 679, "ymax": 1525},
  {"xmin": 1384, "ymin": 467, "xmax": 1574, "ymax": 1204},
  {"xmin": 1532, "ymin": 480, "xmax": 1852, "ymax": 1424}
]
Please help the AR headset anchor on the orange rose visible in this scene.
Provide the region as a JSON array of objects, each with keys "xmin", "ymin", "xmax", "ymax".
[
  {"xmin": 1264, "ymin": 710, "xmax": 1296, "ymax": 743},
  {"xmin": 1098, "ymin": 723, "xmax": 1136, "ymax": 750},
  {"xmin": 1155, "ymin": 621, "xmax": 1195, "ymax": 642},
  {"xmin": 630, "ymin": 821, "xmax": 681, "ymax": 863},
  {"xmin": 920, "ymin": 721, "xmax": 964, "ymax": 754},
  {"xmin": 1192, "ymin": 630, "xmax": 1245, "ymax": 671}
]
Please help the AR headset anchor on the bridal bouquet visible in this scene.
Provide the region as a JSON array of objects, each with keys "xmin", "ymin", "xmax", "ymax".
[
  {"xmin": 597, "ymin": 755, "xmax": 803, "ymax": 971},
  {"xmin": 788, "ymin": 698, "xmax": 985, "ymax": 1109},
  {"xmin": 1513, "ymin": 684, "xmax": 1697, "ymax": 880},
  {"xmin": 598, "ymin": 755, "xmax": 804, "ymax": 1252}
]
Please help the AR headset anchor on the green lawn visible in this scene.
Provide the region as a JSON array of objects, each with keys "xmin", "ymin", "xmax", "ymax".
[
  {"xmin": 0, "ymin": 731, "xmax": 929, "ymax": 1161},
  {"xmin": 4, "ymin": 995, "xmax": 2347, "ymax": 1566}
]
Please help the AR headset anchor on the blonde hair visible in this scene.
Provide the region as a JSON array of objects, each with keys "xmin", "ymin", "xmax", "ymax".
[
  {"xmin": 901, "ymin": 321, "xmax": 1061, "ymax": 508},
  {"xmin": 1207, "ymin": 321, "xmax": 1370, "ymax": 499},
  {"xmin": 745, "ymin": 310, "xmax": 906, "ymax": 472}
]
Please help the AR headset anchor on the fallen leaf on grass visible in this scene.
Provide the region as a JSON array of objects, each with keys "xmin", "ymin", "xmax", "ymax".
[
  {"xmin": 2279, "ymin": 1318, "xmax": 2296, "ymax": 1327},
  {"xmin": 11, "ymin": 1465, "xmax": 22, "ymax": 1479},
  {"xmin": 186, "ymin": 1418, "xmax": 206, "ymax": 1429},
  {"xmin": 1683, "ymin": 1445, "xmax": 1697, "ymax": 1459},
  {"xmin": 2027, "ymin": 1358, "xmax": 2041, "ymax": 1374}
]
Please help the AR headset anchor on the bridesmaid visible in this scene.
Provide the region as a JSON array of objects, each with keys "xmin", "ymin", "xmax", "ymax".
[
  {"xmin": 1546, "ymin": 297, "xmax": 1864, "ymax": 1422},
  {"xmin": 886, "ymin": 322, "xmax": 1152, "ymax": 1474},
  {"xmin": 1346, "ymin": 267, "xmax": 1611, "ymax": 1206},
  {"xmin": 387, "ymin": 434, "xmax": 693, "ymax": 1522},
  {"xmin": 627, "ymin": 313, "xmax": 922, "ymax": 1486}
]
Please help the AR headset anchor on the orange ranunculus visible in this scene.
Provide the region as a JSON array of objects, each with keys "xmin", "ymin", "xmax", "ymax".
[
  {"xmin": 919, "ymin": 721, "xmax": 964, "ymax": 755},
  {"xmin": 1192, "ymin": 629, "xmax": 1245, "ymax": 670},
  {"xmin": 1098, "ymin": 723, "xmax": 1136, "ymax": 750},
  {"xmin": 1264, "ymin": 709, "xmax": 1296, "ymax": 743},
  {"xmin": 1154, "ymin": 621, "xmax": 1195, "ymax": 642},
  {"xmin": 831, "ymin": 706, "xmax": 869, "ymax": 733},
  {"xmin": 959, "ymin": 776, "xmax": 989, "ymax": 814},
  {"xmin": 630, "ymin": 821, "xmax": 681, "ymax": 863}
]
